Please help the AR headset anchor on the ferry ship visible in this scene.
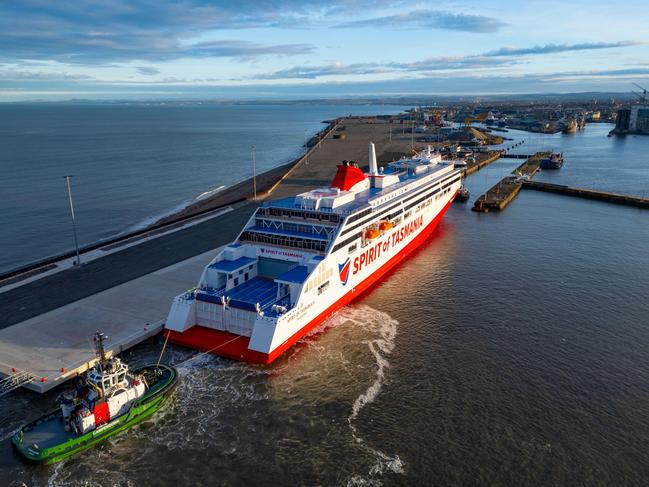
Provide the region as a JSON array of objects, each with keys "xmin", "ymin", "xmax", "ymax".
[{"xmin": 165, "ymin": 143, "xmax": 462, "ymax": 363}]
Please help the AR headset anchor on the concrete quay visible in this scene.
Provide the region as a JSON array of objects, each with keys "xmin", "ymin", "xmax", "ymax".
[{"xmin": 0, "ymin": 248, "xmax": 219, "ymax": 393}]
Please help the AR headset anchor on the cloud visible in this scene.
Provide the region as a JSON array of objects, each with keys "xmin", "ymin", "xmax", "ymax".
[
  {"xmin": 336, "ymin": 10, "xmax": 507, "ymax": 33},
  {"xmin": 0, "ymin": 69, "xmax": 94, "ymax": 82},
  {"xmin": 0, "ymin": 0, "xmax": 321, "ymax": 64},
  {"xmin": 483, "ymin": 40, "xmax": 645, "ymax": 57},
  {"xmin": 251, "ymin": 39, "xmax": 644, "ymax": 81},
  {"xmin": 136, "ymin": 66, "xmax": 160, "ymax": 76},
  {"xmin": 253, "ymin": 62, "xmax": 391, "ymax": 79}
]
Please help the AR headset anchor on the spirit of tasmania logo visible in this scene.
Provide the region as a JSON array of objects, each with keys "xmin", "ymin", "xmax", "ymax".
[{"xmin": 338, "ymin": 257, "xmax": 351, "ymax": 286}]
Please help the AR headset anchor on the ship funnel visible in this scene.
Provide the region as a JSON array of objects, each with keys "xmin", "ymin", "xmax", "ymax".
[{"xmin": 368, "ymin": 142, "xmax": 378, "ymax": 175}]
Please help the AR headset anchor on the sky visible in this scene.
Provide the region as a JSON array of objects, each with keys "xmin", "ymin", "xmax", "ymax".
[{"xmin": 1, "ymin": 0, "xmax": 648, "ymax": 101}]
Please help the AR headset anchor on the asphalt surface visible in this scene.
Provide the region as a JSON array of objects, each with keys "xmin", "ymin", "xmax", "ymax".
[{"xmin": 0, "ymin": 202, "xmax": 257, "ymax": 328}]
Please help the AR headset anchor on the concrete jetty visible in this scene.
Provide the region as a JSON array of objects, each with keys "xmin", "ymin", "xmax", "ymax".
[
  {"xmin": 472, "ymin": 152, "xmax": 546, "ymax": 212},
  {"xmin": 0, "ymin": 115, "xmax": 429, "ymax": 393},
  {"xmin": 522, "ymin": 180, "xmax": 649, "ymax": 209},
  {"xmin": 463, "ymin": 151, "xmax": 502, "ymax": 176}
]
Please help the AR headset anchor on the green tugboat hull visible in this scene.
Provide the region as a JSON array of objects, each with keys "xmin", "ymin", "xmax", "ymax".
[{"xmin": 11, "ymin": 363, "xmax": 177, "ymax": 465}]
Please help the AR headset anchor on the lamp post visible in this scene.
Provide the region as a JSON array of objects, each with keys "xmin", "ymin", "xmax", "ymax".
[
  {"xmin": 251, "ymin": 145, "xmax": 257, "ymax": 201},
  {"xmin": 63, "ymin": 175, "xmax": 81, "ymax": 265}
]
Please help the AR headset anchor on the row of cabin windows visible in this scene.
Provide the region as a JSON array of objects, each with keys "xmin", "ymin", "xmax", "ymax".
[
  {"xmin": 372, "ymin": 184, "xmax": 412, "ymax": 206},
  {"xmin": 258, "ymin": 206, "xmax": 342, "ymax": 223},
  {"xmin": 304, "ymin": 267, "xmax": 333, "ymax": 293},
  {"xmin": 345, "ymin": 208, "xmax": 372, "ymax": 224},
  {"xmin": 240, "ymin": 231, "xmax": 327, "ymax": 252},
  {"xmin": 403, "ymin": 176, "xmax": 459, "ymax": 212},
  {"xmin": 371, "ymin": 171, "xmax": 440, "ymax": 207},
  {"xmin": 331, "ymin": 232, "xmax": 362, "ymax": 253},
  {"xmin": 255, "ymin": 218, "xmax": 333, "ymax": 237},
  {"xmin": 102, "ymin": 372, "xmax": 126, "ymax": 390},
  {"xmin": 416, "ymin": 198, "xmax": 433, "ymax": 213},
  {"xmin": 340, "ymin": 201, "xmax": 402, "ymax": 236},
  {"xmin": 341, "ymin": 172, "xmax": 456, "ymax": 237}
]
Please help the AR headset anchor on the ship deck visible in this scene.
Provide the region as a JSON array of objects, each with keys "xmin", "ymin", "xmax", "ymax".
[
  {"xmin": 22, "ymin": 414, "xmax": 75, "ymax": 448},
  {"xmin": 197, "ymin": 276, "xmax": 282, "ymax": 312},
  {"xmin": 268, "ymin": 160, "xmax": 455, "ymax": 216}
]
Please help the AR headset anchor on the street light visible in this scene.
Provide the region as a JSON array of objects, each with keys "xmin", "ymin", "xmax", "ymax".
[
  {"xmin": 251, "ymin": 145, "xmax": 257, "ymax": 201},
  {"xmin": 63, "ymin": 175, "xmax": 81, "ymax": 265}
]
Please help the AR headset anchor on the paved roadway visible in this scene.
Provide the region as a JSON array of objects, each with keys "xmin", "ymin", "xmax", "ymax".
[{"xmin": 0, "ymin": 202, "xmax": 257, "ymax": 329}]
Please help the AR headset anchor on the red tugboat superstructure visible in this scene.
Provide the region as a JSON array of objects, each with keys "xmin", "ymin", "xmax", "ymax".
[{"xmin": 165, "ymin": 143, "xmax": 462, "ymax": 363}]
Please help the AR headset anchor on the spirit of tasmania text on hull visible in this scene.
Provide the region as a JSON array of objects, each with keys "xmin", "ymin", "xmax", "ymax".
[{"xmin": 165, "ymin": 143, "xmax": 462, "ymax": 363}]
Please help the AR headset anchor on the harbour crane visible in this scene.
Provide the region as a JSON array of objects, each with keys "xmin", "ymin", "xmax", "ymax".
[{"xmin": 632, "ymin": 82, "xmax": 647, "ymax": 104}]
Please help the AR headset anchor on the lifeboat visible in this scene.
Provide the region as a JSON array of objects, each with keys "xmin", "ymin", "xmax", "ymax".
[
  {"xmin": 379, "ymin": 221, "xmax": 393, "ymax": 232},
  {"xmin": 365, "ymin": 229, "xmax": 380, "ymax": 240}
]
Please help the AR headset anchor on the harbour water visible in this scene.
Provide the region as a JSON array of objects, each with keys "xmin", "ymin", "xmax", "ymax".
[
  {"xmin": 1, "ymin": 120, "xmax": 649, "ymax": 486},
  {"xmin": 0, "ymin": 103, "xmax": 405, "ymax": 273}
]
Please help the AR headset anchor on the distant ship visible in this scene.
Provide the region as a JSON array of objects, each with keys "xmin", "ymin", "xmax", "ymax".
[
  {"xmin": 165, "ymin": 144, "xmax": 462, "ymax": 363},
  {"xmin": 562, "ymin": 120, "xmax": 578, "ymax": 134},
  {"xmin": 540, "ymin": 152, "xmax": 564, "ymax": 170}
]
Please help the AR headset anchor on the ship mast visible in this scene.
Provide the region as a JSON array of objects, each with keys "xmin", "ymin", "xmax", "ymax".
[{"xmin": 93, "ymin": 331, "xmax": 109, "ymax": 373}]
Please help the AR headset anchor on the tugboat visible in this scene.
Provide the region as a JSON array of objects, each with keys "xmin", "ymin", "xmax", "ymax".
[
  {"xmin": 562, "ymin": 120, "xmax": 578, "ymax": 134},
  {"xmin": 456, "ymin": 186, "xmax": 470, "ymax": 202},
  {"xmin": 12, "ymin": 332, "xmax": 177, "ymax": 465}
]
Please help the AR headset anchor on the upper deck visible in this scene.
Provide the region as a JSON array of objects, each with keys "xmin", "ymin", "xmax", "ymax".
[
  {"xmin": 265, "ymin": 145, "xmax": 454, "ymax": 217},
  {"xmin": 234, "ymin": 143, "xmax": 460, "ymax": 256}
]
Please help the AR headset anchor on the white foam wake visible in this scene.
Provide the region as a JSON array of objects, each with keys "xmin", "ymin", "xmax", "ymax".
[{"xmin": 334, "ymin": 305, "xmax": 405, "ymax": 486}]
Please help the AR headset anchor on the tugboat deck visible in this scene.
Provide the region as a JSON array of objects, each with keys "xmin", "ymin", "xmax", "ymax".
[{"xmin": 21, "ymin": 415, "xmax": 74, "ymax": 448}]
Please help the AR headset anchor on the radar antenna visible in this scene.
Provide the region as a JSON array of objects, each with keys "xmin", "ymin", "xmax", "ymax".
[{"xmin": 93, "ymin": 331, "xmax": 109, "ymax": 372}]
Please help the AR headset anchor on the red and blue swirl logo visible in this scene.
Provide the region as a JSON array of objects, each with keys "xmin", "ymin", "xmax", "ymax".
[{"xmin": 338, "ymin": 257, "xmax": 351, "ymax": 286}]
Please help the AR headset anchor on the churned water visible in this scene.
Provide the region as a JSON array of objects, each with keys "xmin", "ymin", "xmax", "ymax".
[{"xmin": 0, "ymin": 118, "xmax": 649, "ymax": 486}]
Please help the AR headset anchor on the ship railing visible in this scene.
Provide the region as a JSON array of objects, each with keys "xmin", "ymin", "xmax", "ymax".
[{"xmin": 0, "ymin": 369, "xmax": 34, "ymax": 397}]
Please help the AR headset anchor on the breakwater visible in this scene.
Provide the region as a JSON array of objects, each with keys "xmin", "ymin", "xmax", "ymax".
[{"xmin": 522, "ymin": 180, "xmax": 649, "ymax": 209}]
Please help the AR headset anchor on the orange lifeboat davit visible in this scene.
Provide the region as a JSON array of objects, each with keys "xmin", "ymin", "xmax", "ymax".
[
  {"xmin": 365, "ymin": 229, "xmax": 380, "ymax": 240},
  {"xmin": 379, "ymin": 221, "xmax": 393, "ymax": 232}
]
